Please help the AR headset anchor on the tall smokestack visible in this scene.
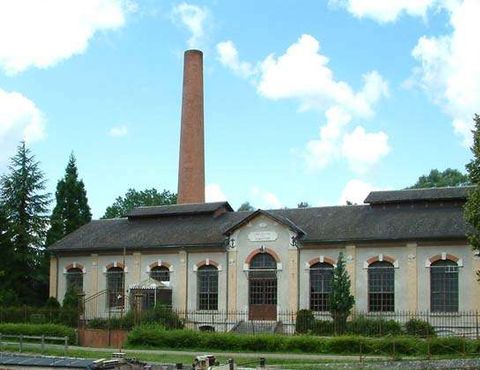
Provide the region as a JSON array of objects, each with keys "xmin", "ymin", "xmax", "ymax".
[{"xmin": 177, "ymin": 49, "xmax": 205, "ymax": 204}]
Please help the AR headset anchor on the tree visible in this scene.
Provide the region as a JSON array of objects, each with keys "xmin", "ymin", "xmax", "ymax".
[
  {"xmin": 329, "ymin": 252, "xmax": 355, "ymax": 334},
  {"xmin": 0, "ymin": 203, "xmax": 18, "ymax": 305},
  {"xmin": 297, "ymin": 202, "xmax": 310, "ymax": 208},
  {"xmin": 103, "ymin": 188, "xmax": 177, "ymax": 218},
  {"xmin": 237, "ymin": 202, "xmax": 254, "ymax": 212},
  {"xmin": 46, "ymin": 153, "xmax": 91, "ymax": 246},
  {"xmin": 409, "ymin": 168, "xmax": 469, "ymax": 189},
  {"xmin": 465, "ymin": 115, "xmax": 480, "ymax": 256},
  {"xmin": 0, "ymin": 142, "xmax": 50, "ymax": 305}
]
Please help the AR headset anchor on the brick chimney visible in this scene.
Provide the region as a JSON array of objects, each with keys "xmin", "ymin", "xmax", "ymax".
[{"xmin": 177, "ymin": 49, "xmax": 205, "ymax": 204}]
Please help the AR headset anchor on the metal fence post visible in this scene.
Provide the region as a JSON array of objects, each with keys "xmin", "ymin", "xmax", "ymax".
[
  {"xmin": 476, "ymin": 310, "xmax": 479, "ymax": 340},
  {"xmin": 41, "ymin": 335, "xmax": 45, "ymax": 353}
]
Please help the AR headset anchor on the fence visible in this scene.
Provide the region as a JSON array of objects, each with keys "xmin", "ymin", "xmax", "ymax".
[
  {"xmin": 0, "ymin": 306, "xmax": 80, "ymax": 326},
  {"xmin": 0, "ymin": 333, "xmax": 69, "ymax": 355}
]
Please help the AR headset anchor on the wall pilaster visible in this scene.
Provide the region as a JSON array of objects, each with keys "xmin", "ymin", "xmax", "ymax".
[
  {"xmin": 406, "ymin": 243, "xmax": 418, "ymax": 311},
  {"xmin": 227, "ymin": 250, "xmax": 238, "ymax": 312},
  {"xmin": 345, "ymin": 244, "xmax": 356, "ymax": 300},
  {"xmin": 132, "ymin": 252, "xmax": 142, "ymax": 282},
  {"xmin": 288, "ymin": 249, "xmax": 299, "ymax": 311},
  {"xmin": 49, "ymin": 256, "xmax": 58, "ymax": 298},
  {"xmin": 177, "ymin": 250, "xmax": 188, "ymax": 311}
]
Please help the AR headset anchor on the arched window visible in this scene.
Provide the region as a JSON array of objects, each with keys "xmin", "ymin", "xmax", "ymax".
[
  {"xmin": 310, "ymin": 262, "xmax": 334, "ymax": 312},
  {"xmin": 66, "ymin": 267, "xmax": 83, "ymax": 293},
  {"xmin": 106, "ymin": 266, "xmax": 125, "ymax": 309},
  {"xmin": 431, "ymin": 259, "xmax": 458, "ymax": 312},
  {"xmin": 368, "ymin": 261, "xmax": 394, "ymax": 312},
  {"xmin": 249, "ymin": 253, "xmax": 277, "ymax": 309},
  {"xmin": 150, "ymin": 266, "xmax": 170, "ymax": 282},
  {"xmin": 197, "ymin": 265, "xmax": 218, "ymax": 310}
]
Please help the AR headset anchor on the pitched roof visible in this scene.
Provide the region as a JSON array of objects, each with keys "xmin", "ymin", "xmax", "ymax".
[
  {"xmin": 364, "ymin": 186, "xmax": 473, "ymax": 205},
  {"xmin": 126, "ymin": 201, "xmax": 233, "ymax": 218},
  {"xmin": 49, "ymin": 201, "xmax": 470, "ymax": 253},
  {"xmin": 224, "ymin": 209, "xmax": 306, "ymax": 236}
]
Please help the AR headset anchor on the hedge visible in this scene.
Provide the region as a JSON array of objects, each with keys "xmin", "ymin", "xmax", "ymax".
[
  {"xmin": 0, "ymin": 323, "xmax": 76, "ymax": 344},
  {"xmin": 127, "ymin": 325, "xmax": 480, "ymax": 356}
]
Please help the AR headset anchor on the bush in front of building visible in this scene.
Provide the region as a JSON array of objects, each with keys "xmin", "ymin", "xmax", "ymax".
[
  {"xmin": 126, "ymin": 324, "xmax": 478, "ymax": 356},
  {"xmin": 0, "ymin": 306, "xmax": 79, "ymax": 327},
  {"xmin": 405, "ymin": 318, "xmax": 436, "ymax": 337},
  {"xmin": 347, "ymin": 316, "xmax": 403, "ymax": 336},
  {"xmin": 295, "ymin": 309, "xmax": 316, "ymax": 334},
  {"xmin": 0, "ymin": 323, "xmax": 76, "ymax": 344}
]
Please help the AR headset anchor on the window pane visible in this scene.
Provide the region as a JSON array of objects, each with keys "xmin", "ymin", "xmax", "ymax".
[
  {"xmin": 368, "ymin": 261, "xmax": 394, "ymax": 312},
  {"xmin": 107, "ymin": 267, "xmax": 125, "ymax": 309},
  {"xmin": 150, "ymin": 266, "xmax": 170, "ymax": 282},
  {"xmin": 66, "ymin": 268, "xmax": 83, "ymax": 293},
  {"xmin": 197, "ymin": 265, "xmax": 218, "ymax": 310},
  {"xmin": 310, "ymin": 263, "xmax": 334, "ymax": 312},
  {"xmin": 431, "ymin": 260, "xmax": 458, "ymax": 312}
]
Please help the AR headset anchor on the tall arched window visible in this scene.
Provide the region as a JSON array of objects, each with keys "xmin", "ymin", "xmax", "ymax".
[
  {"xmin": 431, "ymin": 259, "xmax": 458, "ymax": 312},
  {"xmin": 310, "ymin": 262, "xmax": 334, "ymax": 312},
  {"xmin": 368, "ymin": 261, "xmax": 394, "ymax": 312},
  {"xmin": 66, "ymin": 267, "xmax": 83, "ymax": 293},
  {"xmin": 106, "ymin": 266, "xmax": 125, "ymax": 309},
  {"xmin": 197, "ymin": 265, "xmax": 218, "ymax": 310},
  {"xmin": 150, "ymin": 266, "xmax": 170, "ymax": 282}
]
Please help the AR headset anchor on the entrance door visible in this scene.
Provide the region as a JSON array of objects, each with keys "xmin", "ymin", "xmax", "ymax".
[{"xmin": 248, "ymin": 253, "xmax": 277, "ymax": 320}]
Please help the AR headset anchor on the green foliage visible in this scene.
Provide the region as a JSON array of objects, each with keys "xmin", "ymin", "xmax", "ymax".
[
  {"xmin": 405, "ymin": 318, "xmax": 436, "ymax": 337},
  {"xmin": 297, "ymin": 202, "xmax": 310, "ymax": 208},
  {"xmin": 127, "ymin": 326, "xmax": 477, "ymax": 356},
  {"xmin": 409, "ymin": 168, "xmax": 469, "ymax": 189},
  {"xmin": 103, "ymin": 188, "xmax": 177, "ymax": 218},
  {"xmin": 44, "ymin": 297, "xmax": 61, "ymax": 309},
  {"xmin": 46, "ymin": 153, "xmax": 91, "ymax": 246},
  {"xmin": 465, "ymin": 115, "xmax": 480, "ymax": 253},
  {"xmin": 0, "ymin": 306, "xmax": 78, "ymax": 327},
  {"xmin": 0, "ymin": 323, "xmax": 75, "ymax": 344},
  {"xmin": 295, "ymin": 309, "xmax": 315, "ymax": 334},
  {"xmin": 0, "ymin": 142, "xmax": 50, "ymax": 305},
  {"xmin": 237, "ymin": 202, "xmax": 254, "ymax": 212},
  {"xmin": 329, "ymin": 252, "xmax": 354, "ymax": 334},
  {"xmin": 311, "ymin": 320, "xmax": 335, "ymax": 336},
  {"xmin": 347, "ymin": 316, "xmax": 402, "ymax": 337},
  {"xmin": 62, "ymin": 287, "xmax": 79, "ymax": 309}
]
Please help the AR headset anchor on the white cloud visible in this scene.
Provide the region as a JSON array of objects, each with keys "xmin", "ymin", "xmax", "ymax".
[
  {"xmin": 331, "ymin": 0, "xmax": 436, "ymax": 23},
  {"xmin": 0, "ymin": 88, "xmax": 45, "ymax": 161},
  {"xmin": 216, "ymin": 35, "xmax": 390, "ymax": 173},
  {"xmin": 411, "ymin": 0, "xmax": 480, "ymax": 147},
  {"xmin": 338, "ymin": 179, "xmax": 377, "ymax": 205},
  {"xmin": 341, "ymin": 126, "xmax": 390, "ymax": 173},
  {"xmin": 205, "ymin": 183, "xmax": 227, "ymax": 202},
  {"xmin": 108, "ymin": 125, "xmax": 128, "ymax": 137},
  {"xmin": 251, "ymin": 186, "xmax": 283, "ymax": 209},
  {"xmin": 172, "ymin": 3, "xmax": 208, "ymax": 49},
  {"xmin": 216, "ymin": 41, "xmax": 255, "ymax": 78},
  {"xmin": 0, "ymin": 0, "xmax": 131, "ymax": 75}
]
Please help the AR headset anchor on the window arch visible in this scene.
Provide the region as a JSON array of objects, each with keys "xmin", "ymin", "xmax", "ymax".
[
  {"xmin": 368, "ymin": 261, "xmax": 394, "ymax": 312},
  {"xmin": 106, "ymin": 266, "xmax": 125, "ymax": 309},
  {"xmin": 431, "ymin": 259, "xmax": 458, "ymax": 312},
  {"xmin": 66, "ymin": 267, "xmax": 83, "ymax": 293},
  {"xmin": 197, "ymin": 265, "xmax": 218, "ymax": 310},
  {"xmin": 150, "ymin": 265, "xmax": 170, "ymax": 282},
  {"xmin": 310, "ymin": 262, "xmax": 334, "ymax": 312}
]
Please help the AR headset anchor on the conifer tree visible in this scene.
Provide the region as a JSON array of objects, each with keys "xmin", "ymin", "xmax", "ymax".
[
  {"xmin": 465, "ymin": 115, "xmax": 480, "ymax": 257},
  {"xmin": 329, "ymin": 252, "xmax": 355, "ymax": 334},
  {"xmin": 46, "ymin": 154, "xmax": 91, "ymax": 246},
  {"xmin": 0, "ymin": 142, "xmax": 50, "ymax": 304}
]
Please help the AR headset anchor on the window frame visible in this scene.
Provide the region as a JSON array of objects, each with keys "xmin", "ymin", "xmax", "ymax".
[
  {"xmin": 430, "ymin": 259, "xmax": 459, "ymax": 313},
  {"xmin": 309, "ymin": 262, "xmax": 334, "ymax": 312},
  {"xmin": 66, "ymin": 267, "xmax": 84, "ymax": 293},
  {"xmin": 197, "ymin": 265, "xmax": 218, "ymax": 311},
  {"xmin": 368, "ymin": 261, "xmax": 395, "ymax": 312},
  {"xmin": 106, "ymin": 266, "xmax": 125, "ymax": 310},
  {"xmin": 150, "ymin": 265, "xmax": 170, "ymax": 282}
]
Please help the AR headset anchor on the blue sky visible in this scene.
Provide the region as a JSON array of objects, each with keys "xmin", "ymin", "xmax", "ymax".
[{"xmin": 0, "ymin": 0, "xmax": 478, "ymax": 217}]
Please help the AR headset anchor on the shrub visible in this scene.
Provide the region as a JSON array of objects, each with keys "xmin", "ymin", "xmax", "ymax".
[
  {"xmin": 348, "ymin": 316, "xmax": 402, "ymax": 337},
  {"xmin": 312, "ymin": 320, "xmax": 335, "ymax": 336},
  {"xmin": 405, "ymin": 318, "xmax": 436, "ymax": 337},
  {"xmin": 295, "ymin": 309, "xmax": 315, "ymax": 334},
  {"xmin": 0, "ymin": 323, "xmax": 76, "ymax": 344},
  {"xmin": 139, "ymin": 306, "xmax": 184, "ymax": 329},
  {"xmin": 44, "ymin": 297, "xmax": 61, "ymax": 309}
]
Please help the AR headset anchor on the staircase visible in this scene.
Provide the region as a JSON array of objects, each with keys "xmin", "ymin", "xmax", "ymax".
[{"xmin": 231, "ymin": 320, "xmax": 283, "ymax": 334}]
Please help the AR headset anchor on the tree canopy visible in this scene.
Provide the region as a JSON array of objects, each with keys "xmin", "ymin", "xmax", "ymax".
[
  {"xmin": 46, "ymin": 153, "xmax": 91, "ymax": 246},
  {"xmin": 297, "ymin": 202, "xmax": 310, "ymax": 208},
  {"xmin": 237, "ymin": 201, "xmax": 255, "ymax": 212},
  {"xmin": 409, "ymin": 168, "xmax": 469, "ymax": 189},
  {"xmin": 0, "ymin": 142, "xmax": 51, "ymax": 305},
  {"xmin": 103, "ymin": 188, "xmax": 177, "ymax": 218},
  {"xmin": 465, "ymin": 114, "xmax": 480, "ymax": 254}
]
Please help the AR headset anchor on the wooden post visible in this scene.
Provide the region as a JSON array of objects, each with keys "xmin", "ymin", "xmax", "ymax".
[
  {"xmin": 64, "ymin": 336, "xmax": 68, "ymax": 356},
  {"xmin": 41, "ymin": 335, "xmax": 45, "ymax": 353},
  {"xmin": 19, "ymin": 334, "xmax": 23, "ymax": 352}
]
